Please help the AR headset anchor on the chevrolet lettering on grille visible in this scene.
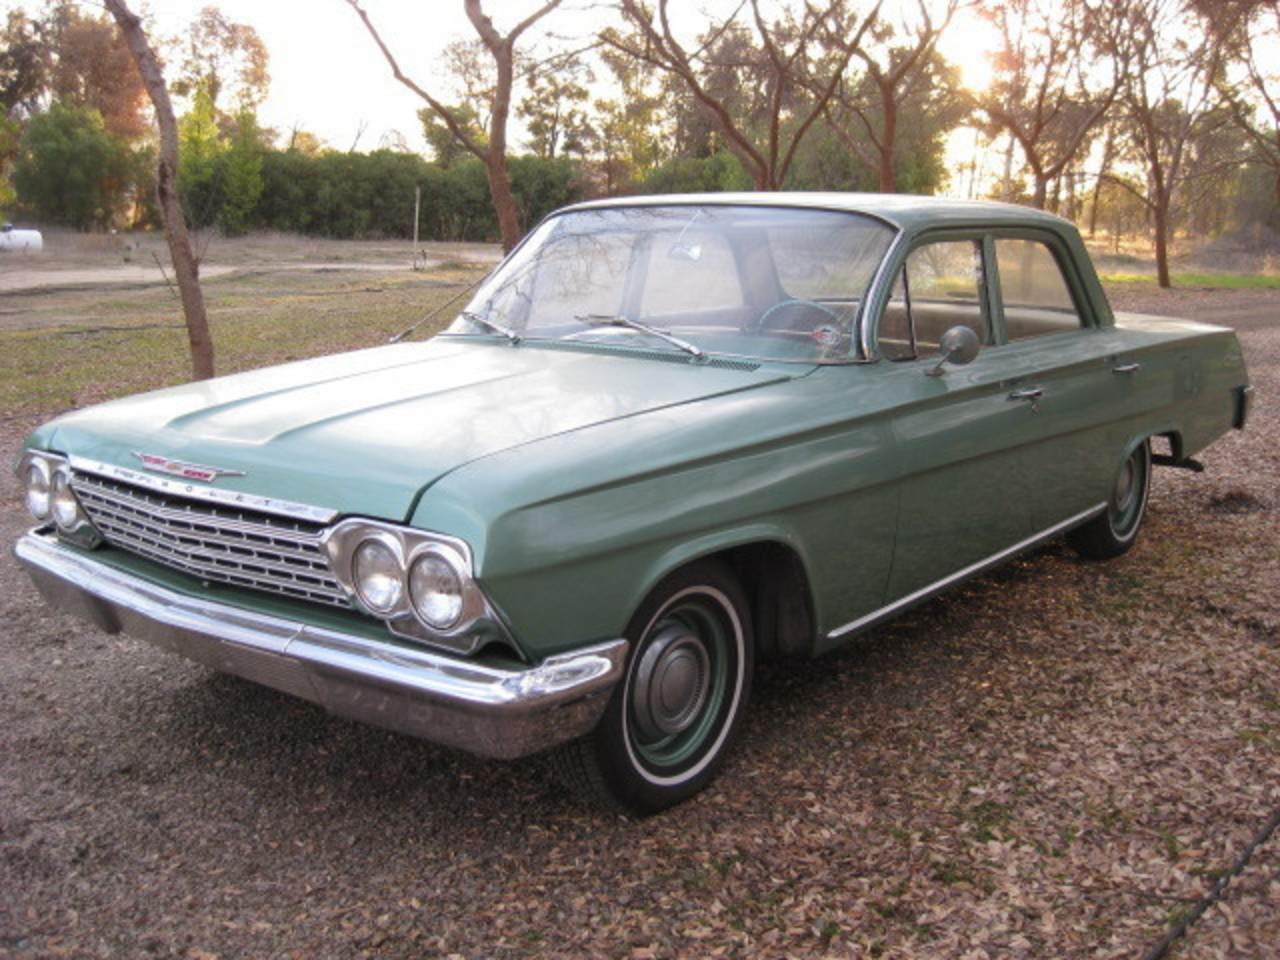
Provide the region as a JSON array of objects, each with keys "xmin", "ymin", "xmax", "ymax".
[{"xmin": 132, "ymin": 452, "xmax": 246, "ymax": 483}]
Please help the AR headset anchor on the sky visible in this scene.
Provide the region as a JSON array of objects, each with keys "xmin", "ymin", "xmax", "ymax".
[
  {"xmin": 132, "ymin": 0, "xmax": 492, "ymax": 151},
  {"xmin": 4, "ymin": 0, "xmax": 996, "ymax": 158}
]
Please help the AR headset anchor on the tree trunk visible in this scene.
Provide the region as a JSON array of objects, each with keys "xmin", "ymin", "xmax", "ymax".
[
  {"xmin": 1031, "ymin": 175, "xmax": 1049, "ymax": 210},
  {"xmin": 473, "ymin": 3, "xmax": 522, "ymax": 253},
  {"xmin": 1088, "ymin": 129, "xmax": 1116, "ymax": 239},
  {"xmin": 878, "ymin": 96, "xmax": 897, "ymax": 192},
  {"xmin": 105, "ymin": 0, "xmax": 214, "ymax": 381},
  {"xmin": 485, "ymin": 152, "xmax": 522, "ymax": 254},
  {"xmin": 1001, "ymin": 136, "xmax": 1016, "ymax": 202},
  {"xmin": 1153, "ymin": 193, "xmax": 1172, "ymax": 289}
]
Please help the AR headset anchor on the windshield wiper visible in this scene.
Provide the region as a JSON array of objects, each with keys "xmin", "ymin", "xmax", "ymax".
[
  {"xmin": 575, "ymin": 313, "xmax": 704, "ymax": 360},
  {"xmin": 458, "ymin": 309, "xmax": 521, "ymax": 344}
]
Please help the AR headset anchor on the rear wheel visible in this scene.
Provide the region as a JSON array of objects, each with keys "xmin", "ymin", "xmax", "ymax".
[
  {"xmin": 1068, "ymin": 439, "xmax": 1152, "ymax": 560},
  {"xmin": 555, "ymin": 560, "xmax": 754, "ymax": 815}
]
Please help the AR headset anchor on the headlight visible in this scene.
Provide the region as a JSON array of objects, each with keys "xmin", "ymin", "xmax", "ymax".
[
  {"xmin": 409, "ymin": 550, "xmax": 465, "ymax": 630},
  {"xmin": 323, "ymin": 519, "xmax": 498, "ymax": 654},
  {"xmin": 352, "ymin": 537, "xmax": 403, "ymax": 614},
  {"xmin": 24, "ymin": 458, "xmax": 52, "ymax": 521},
  {"xmin": 50, "ymin": 467, "xmax": 84, "ymax": 531}
]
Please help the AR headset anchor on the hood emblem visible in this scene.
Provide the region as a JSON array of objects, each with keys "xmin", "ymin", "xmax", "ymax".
[{"xmin": 132, "ymin": 452, "xmax": 246, "ymax": 483}]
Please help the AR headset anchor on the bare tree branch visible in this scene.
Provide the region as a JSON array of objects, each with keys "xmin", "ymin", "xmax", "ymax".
[{"xmin": 611, "ymin": 0, "xmax": 869, "ymax": 190}]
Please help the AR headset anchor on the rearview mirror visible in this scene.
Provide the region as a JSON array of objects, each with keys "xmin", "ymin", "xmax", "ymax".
[
  {"xmin": 927, "ymin": 325, "xmax": 981, "ymax": 377},
  {"xmin": 669, "ymin": 242, "xmax": 702, "ymax": 262}
]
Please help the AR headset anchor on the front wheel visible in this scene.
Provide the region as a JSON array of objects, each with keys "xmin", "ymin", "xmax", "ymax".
[
  {"xmin": 556, "ymin": 560, "xmax": 754, "ymax": 815},
  {"xmin": 1068, "ymin": 439, "xmax": 1152, "ymax": 560}
]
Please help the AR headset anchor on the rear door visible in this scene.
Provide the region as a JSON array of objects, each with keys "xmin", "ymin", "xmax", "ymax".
[{"xmin": 986, "ymin": 234, "xmax": 1144, "ymax": 529}]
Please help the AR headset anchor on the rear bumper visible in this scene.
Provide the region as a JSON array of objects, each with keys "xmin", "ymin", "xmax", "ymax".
[{"xmin": 14, "ymin": 529, "xmax": 626, "ymax": 759}]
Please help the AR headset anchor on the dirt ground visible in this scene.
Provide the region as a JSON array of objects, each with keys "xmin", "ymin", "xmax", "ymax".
[
  {"xmin": 1, "ymin": 227, "xmax": 502, "ymax": 272},
  {"xmin": 0, "ymin": 229, "xmax": 502, "ymax": 319},
  {"xmin": 0, "ymin": 251, "xmax": 1276, "ymax": 958}
]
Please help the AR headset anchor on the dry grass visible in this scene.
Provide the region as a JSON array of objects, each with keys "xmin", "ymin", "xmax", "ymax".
[{"xmin": 0, "ymin": 263, "xmax": 489, "ymax": 417}]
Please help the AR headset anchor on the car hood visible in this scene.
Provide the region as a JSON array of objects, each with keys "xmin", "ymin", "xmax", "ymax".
[{"xmin": 43, "ymin": 337, "xmax": 798, "ymax": 520}]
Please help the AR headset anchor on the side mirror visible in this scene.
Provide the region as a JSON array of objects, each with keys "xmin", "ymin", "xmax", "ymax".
[{"xmin": 926, "ymin": 325, "xmax": 981, "ymax": 377}]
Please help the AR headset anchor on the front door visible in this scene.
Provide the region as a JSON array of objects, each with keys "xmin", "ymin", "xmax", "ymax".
[{"xmin": 875, "ymin": 236, "xmax": 1035, "ymax": 603}]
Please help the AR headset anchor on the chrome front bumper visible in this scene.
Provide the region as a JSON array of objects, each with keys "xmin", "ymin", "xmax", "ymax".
[{"xmin": 14, "ymin": 530, "xmax": 627, "ymax": 759}]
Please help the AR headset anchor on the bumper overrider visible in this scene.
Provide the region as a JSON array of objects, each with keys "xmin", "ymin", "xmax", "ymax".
[{"xmin": 15, "ymin": 529, "xmax": 627, "ymax": 759}]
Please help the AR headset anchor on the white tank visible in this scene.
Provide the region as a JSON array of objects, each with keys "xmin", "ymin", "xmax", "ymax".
[{"xmin": 0, "ymin": 224, "xmax": 43, "ymax": 252}]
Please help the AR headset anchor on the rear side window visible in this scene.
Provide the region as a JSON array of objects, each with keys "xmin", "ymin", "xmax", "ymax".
[{"xmin": 995, "ymin": 239, "xmax": 1082, "ymax": 340}]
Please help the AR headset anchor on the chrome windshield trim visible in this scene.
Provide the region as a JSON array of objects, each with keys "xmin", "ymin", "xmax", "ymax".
[
  {"xmin": 69, "ymin": 455, "xmax": 338, "ymax": 524},
  {"xmin": 828, "ymin": 503, "xmax": 1108, "ymax": 641},
  {"xmin": 859, "ymin": 227, "xmax": 910, "ymax": 361},
  {"xmin": 15, "ymin": 529, "xmax": 627, "ymax": 760}
]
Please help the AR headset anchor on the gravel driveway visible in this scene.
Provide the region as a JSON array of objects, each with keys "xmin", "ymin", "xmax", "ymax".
[{"xmin": 1, "ymin": 287, "xmax": 1276, "ymax": 959}]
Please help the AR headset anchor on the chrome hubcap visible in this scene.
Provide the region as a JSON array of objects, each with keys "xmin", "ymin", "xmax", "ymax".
[{"xmin": 631, "ymin": 623, "xmax": 711, "ymax": 740}]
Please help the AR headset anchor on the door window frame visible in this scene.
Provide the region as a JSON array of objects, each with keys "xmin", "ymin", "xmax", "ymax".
[{"xmin": 868, "ymin": 226, "xmax": 1103, "ymax": 362}]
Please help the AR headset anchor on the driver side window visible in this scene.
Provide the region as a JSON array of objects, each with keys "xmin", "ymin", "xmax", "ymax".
[{"xmin": 879, "ymin": 239, "xmax": 990, "ymax": 361}]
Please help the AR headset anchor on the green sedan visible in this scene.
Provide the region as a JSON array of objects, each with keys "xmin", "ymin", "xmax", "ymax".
[{"xmin": 15, "ymin": 194, "xmax": 1252, "ymax": 813}]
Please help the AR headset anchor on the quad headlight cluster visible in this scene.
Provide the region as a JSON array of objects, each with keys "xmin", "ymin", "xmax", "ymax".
[
  {"xmin": 20, "ymin": 452, "xmax": 96, "ymax": 541},
  {"xmin": 323, "ymin": 518, "xmax": 491, "ymax": 651}
]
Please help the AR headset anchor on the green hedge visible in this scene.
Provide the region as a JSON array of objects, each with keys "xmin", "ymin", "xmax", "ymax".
[{"xmin": 254, "ymin": 151, "xmax": 582, "ymax": 241}]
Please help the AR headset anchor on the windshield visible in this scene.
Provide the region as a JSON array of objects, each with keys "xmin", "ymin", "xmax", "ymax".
[{"xmin": 447, "ymin": 204, "xmax": 896, "ymax": 364}]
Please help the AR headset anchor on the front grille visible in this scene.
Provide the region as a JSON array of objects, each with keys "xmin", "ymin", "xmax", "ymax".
[{"xmin": 72, "ymin": 471, "xmax": 350, "ymax": 609}]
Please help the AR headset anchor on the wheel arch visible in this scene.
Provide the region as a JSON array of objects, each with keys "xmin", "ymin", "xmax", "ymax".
[{"xmin": 637, "ymin": 528, "xmax": 817, "ymax": 660}]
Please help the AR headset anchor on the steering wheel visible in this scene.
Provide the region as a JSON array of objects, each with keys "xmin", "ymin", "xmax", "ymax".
[{"xmin": 753, "ymin": 298, "xmax": 842, "ymax": 334}]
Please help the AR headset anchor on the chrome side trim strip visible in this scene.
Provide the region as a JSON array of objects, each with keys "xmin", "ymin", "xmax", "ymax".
[
  {"xmin": 69, "ymin": 456, "xmax": 338, "ymax": 523},
  {"xmin": 827, "ymin": 503, "xmax": 1107, "ymax": 641},
  {"xmin": 15, "ymin": 529, "xmax": 627, "ymax": 759}
]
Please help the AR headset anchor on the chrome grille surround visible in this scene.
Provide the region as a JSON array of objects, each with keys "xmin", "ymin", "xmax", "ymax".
[{"xmin": 68, "ymin": 461, "xmax": 349, "ymax": 610}]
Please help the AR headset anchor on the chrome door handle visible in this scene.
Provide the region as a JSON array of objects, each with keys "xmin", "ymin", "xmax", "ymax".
[
  {"xmin": 1008, "ymin": 386, "xmax": 1044, "ymax": 412},
  {"xmin": 1112, "ymin": 362, "xmax": 1142, "ymax": 375}
]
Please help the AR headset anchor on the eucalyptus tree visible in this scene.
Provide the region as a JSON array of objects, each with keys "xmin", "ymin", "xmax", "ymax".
[
  {"xmin": 105, "ymin": 0, "xmax": 215, "ymax": 380},
  {"xmin": 172, "ymin": 6, "xmax": 270, "ymax": 112},
  {"xmin": 591, "ymin": 46, "xmax": 670, "ymax": 190},
  {"xmin": 1206, "ymin": 1, "xmax": 1280, "ymax": 218},
  {"xmin": 1112, "ymin": 0, "xmax": 1230, "ymax": 286},
  {"xmin": 605, "ymin": 0, "xmax": 879, "ymax": 191},
  {"xmin": 0, "ymin": 9, "xmax": 47, "ymax": 209},
  {"xmin": 821, "ymin": 0, "xmax": 961, "ymax": 193},
  {"xmin": 46, "ymin": 4, "xmax": 150, "ymax": 141},
  {"xmin": 977, "ymin": 0, "xmax": 1125, "ymax": 210},
  {"xmin": 0, "ymin": 9, "xmax": 48, "ymax": 119},
  {"xmin": 349, "ymin": 0, "xmax": 564, "ymax": 252},
  {"xmin": 519, "ymin": 54, "xmax": 594, "ymax": 159}
]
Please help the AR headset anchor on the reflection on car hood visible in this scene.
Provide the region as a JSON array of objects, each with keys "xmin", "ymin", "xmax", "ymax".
[{"xmin": 45, "ymin": 337, "xmax": 797, "ymax": 520}]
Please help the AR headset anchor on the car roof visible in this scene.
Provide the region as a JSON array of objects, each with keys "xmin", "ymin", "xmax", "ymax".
[{"xmin": 561, "ymin": 192, "xmax": 1074, "ymax": 236}]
